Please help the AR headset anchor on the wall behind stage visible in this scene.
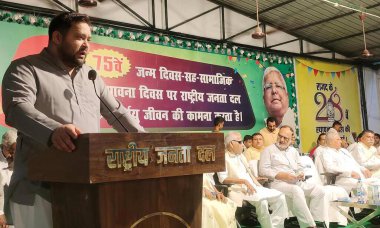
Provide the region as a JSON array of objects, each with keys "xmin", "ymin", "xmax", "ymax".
[
  {"xmin": 295, "ymin": 58, "xmax": 362, "ymax": 152},
  {"xmin": 0, "ymin": 13, "xmax": 298, "ymax": 140}
]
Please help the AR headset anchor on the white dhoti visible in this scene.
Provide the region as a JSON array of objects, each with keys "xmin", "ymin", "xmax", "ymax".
[
  {"xmin": 229, "ymin": 186, "xmax": 288, "ymax": 228},
  {"xmin": 202, "ymin": 197, "xmax": 237, "ymax": 228},
  {"xmin": 323, "ymin": 185, "xmax": 348, "ymax": 226},
  {"xmin": 335, "ymin": 177, "xmax": 358, "ymax": 194},
  {"xmin": 300, "ymin": 155, "xmax": 348, "ymax": 227},
  {"xmin": 270, "ymin": 181, "xmax": 326, "ymax": 228},
  {"xmin": 10, "ymin": 195, "xmax": 52, "ymax": 228}
]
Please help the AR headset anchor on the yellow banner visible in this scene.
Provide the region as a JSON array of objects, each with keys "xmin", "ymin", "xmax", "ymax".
[{"xmin": 295, "ymin": 58, "xmax": 362, "ymax": 152}]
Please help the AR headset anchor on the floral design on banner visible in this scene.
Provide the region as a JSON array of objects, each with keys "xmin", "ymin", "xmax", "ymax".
[{"xmin": 0, "ymin": 10, "xmax": 294, "ymax": 65}]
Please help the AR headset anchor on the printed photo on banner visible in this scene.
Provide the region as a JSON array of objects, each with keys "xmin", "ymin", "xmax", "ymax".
[
  {"xmin": 295, "ymin": 58, "xmax": 362, "ymax": 152},
  {"xmin": 0, "ymin": 20, "xmax": 298, "ymax": 137}
]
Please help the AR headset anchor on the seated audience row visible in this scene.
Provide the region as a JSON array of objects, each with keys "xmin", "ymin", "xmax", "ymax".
[
  {"xmin": 215, "ymin": 127, "xmax": 347, "ymax": 228},
  {"xmin": 218, "ymin": 131, "xmax": 288, "ymax": 228},
  {"xmin": 206, "ymin": 116, "xmax": 380, "ymax": 228}
]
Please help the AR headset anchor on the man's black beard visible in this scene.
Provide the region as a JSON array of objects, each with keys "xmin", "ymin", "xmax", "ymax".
[
  {"xmin": 62, "ymin": 53, "xmax": 84, "ymax": 69},
  {"xmin": 59, "ymin": 46, "xmax": 85, "ymax": 69}
]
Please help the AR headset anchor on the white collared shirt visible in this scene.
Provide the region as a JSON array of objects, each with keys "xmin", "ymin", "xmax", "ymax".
[
  {"xmin": 217, "ymin": 150, "xmax": 256, "ymax": 187},
  {"xmin": 351, "ymin": 142, "xmax": 380, "ymax": 170},
  {"xmin": 259, "ymin": 144, "xmax": 303, "ymax": 180},
  {"xmin": 320, "ymin": 146, "xmax": 364, "ymax": 178}
]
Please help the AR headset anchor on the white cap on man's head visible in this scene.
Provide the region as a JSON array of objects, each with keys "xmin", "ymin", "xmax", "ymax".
[
  {"xmin": 326, "ymin": 128, "xmax": 340, "ymax": 143},
  {"xmin": 327, "ymin": 128, "xmax": 338, "ymax": 135}
]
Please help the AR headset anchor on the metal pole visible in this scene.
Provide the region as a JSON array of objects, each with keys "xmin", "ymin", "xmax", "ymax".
[
  {"xmin": 358, "ymin": 66, "xmax": 368, "ymax": 130},
  {"xmin": 221, "ymin": 6, "xmax": 225, "ymax": 41}
]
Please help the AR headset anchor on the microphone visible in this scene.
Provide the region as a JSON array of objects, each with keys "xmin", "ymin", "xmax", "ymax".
[
  {"xmin": 88, "ymin": 69, "xmax": 129, "ymax": 132},
  {"xmin": 88, "ymin": 69, "xmax": 97, "ymax": 80}
]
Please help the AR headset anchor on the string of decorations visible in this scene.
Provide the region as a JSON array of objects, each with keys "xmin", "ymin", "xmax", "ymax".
[
  {"xmin": 296, "ymin": 59, "xmax": 356, "ymax": 78},
  {"xmin": 0, "ymin": 9, "xmax": 293, "ymax": 65}
]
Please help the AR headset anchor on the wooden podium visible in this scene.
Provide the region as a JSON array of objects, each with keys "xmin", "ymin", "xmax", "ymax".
[{"xmin": 28, "ymin": 133, "xmax": 224, "ymax": 228}]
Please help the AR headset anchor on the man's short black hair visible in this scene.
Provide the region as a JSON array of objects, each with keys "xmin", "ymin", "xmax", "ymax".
[
  {"xmin": 243, "ymin": 135, "xmax": 252, "ymax": 142},
  {"xmin": 356, "ymin": 131, "xmax": 364, "ymax": 142},
  {"xmin": 213, "ymin": 116, "xmax": 225, "ymax": 126},
  {"xmin": 332, "ymin": 121, "xmax": 342, "ymax": 128},
  {"xmin": 361, "ymin": 129, "xmax": 374, "ymax": 137},
  {"xmin": 252, "ymin": 132, "xmax": 263, "ymax": 138},
  {"xmin": 375, "ymin": 133, "xmax": 380, "ymax": 138},
  {"xmin": 317, "ymin": 133, "xmax": 326, "ymax": 142},
  {"xmin": 48, "ymin": 12, "xmax": 91, "ymax": 41},
  {"xmin": 266, "ymin": 116, "xmax": 277, "ymax": 125}
]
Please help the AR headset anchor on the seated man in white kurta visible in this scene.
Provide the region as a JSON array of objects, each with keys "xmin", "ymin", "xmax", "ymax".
[
  {"xmin": 202, "ymin": 173, "xmax": 237, "ymax": 228},
  {"xmin": 259, "ymin": 125, "xmax": 327, "ymax": 228},
  {"xmin": 300, "ymin": 155, "xmax": 348, "ymax": 227},
  {"xmin": 351, "ymin": 130, "xmax": 380, "ymax": 178},
  {"xmin": 319, "ymin": 129, "xmax": 373, "ymax": 194},
  {"xmin": 217, "ymin": 132, "xmax": 288, "ymax": 228}
]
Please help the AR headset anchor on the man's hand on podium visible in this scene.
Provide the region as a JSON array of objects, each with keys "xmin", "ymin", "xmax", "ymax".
[{"xmin": 51, "ymin": 124, "xmax": 82, "ymax": 152}]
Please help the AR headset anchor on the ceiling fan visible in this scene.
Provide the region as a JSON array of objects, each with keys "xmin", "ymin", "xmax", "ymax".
[
  {"xmin": 251, "ymin": 0, "xmax": 266, "ymax": 39},
  {"xmin": 359, "ymin": 12, "xmax": 373, "ymax": 58},
  {"xmin": 78, "ymin": 0, "xmax": 105, "ymax": 7},
  {"xmin": 78, "ymin": 0, "xmax": 97, "ymax": 7}
]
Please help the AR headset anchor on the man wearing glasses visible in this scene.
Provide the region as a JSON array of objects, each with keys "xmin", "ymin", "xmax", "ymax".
[
  {"xmin": 262, "ymin": 67, "xmax": 296, "ymax": 132},
  {"xmin": 218, "ymin": 131, "xmax": 288, "ymax": 228},
  {"xmin": 259, "ymin": 126, "xmax": 327, "ymax": 228}
]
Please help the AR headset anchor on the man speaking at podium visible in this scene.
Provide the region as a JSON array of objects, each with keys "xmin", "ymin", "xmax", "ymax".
[{"xmin": 2, "ymin": 12, "xmax": 144, "ymax": 228}]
